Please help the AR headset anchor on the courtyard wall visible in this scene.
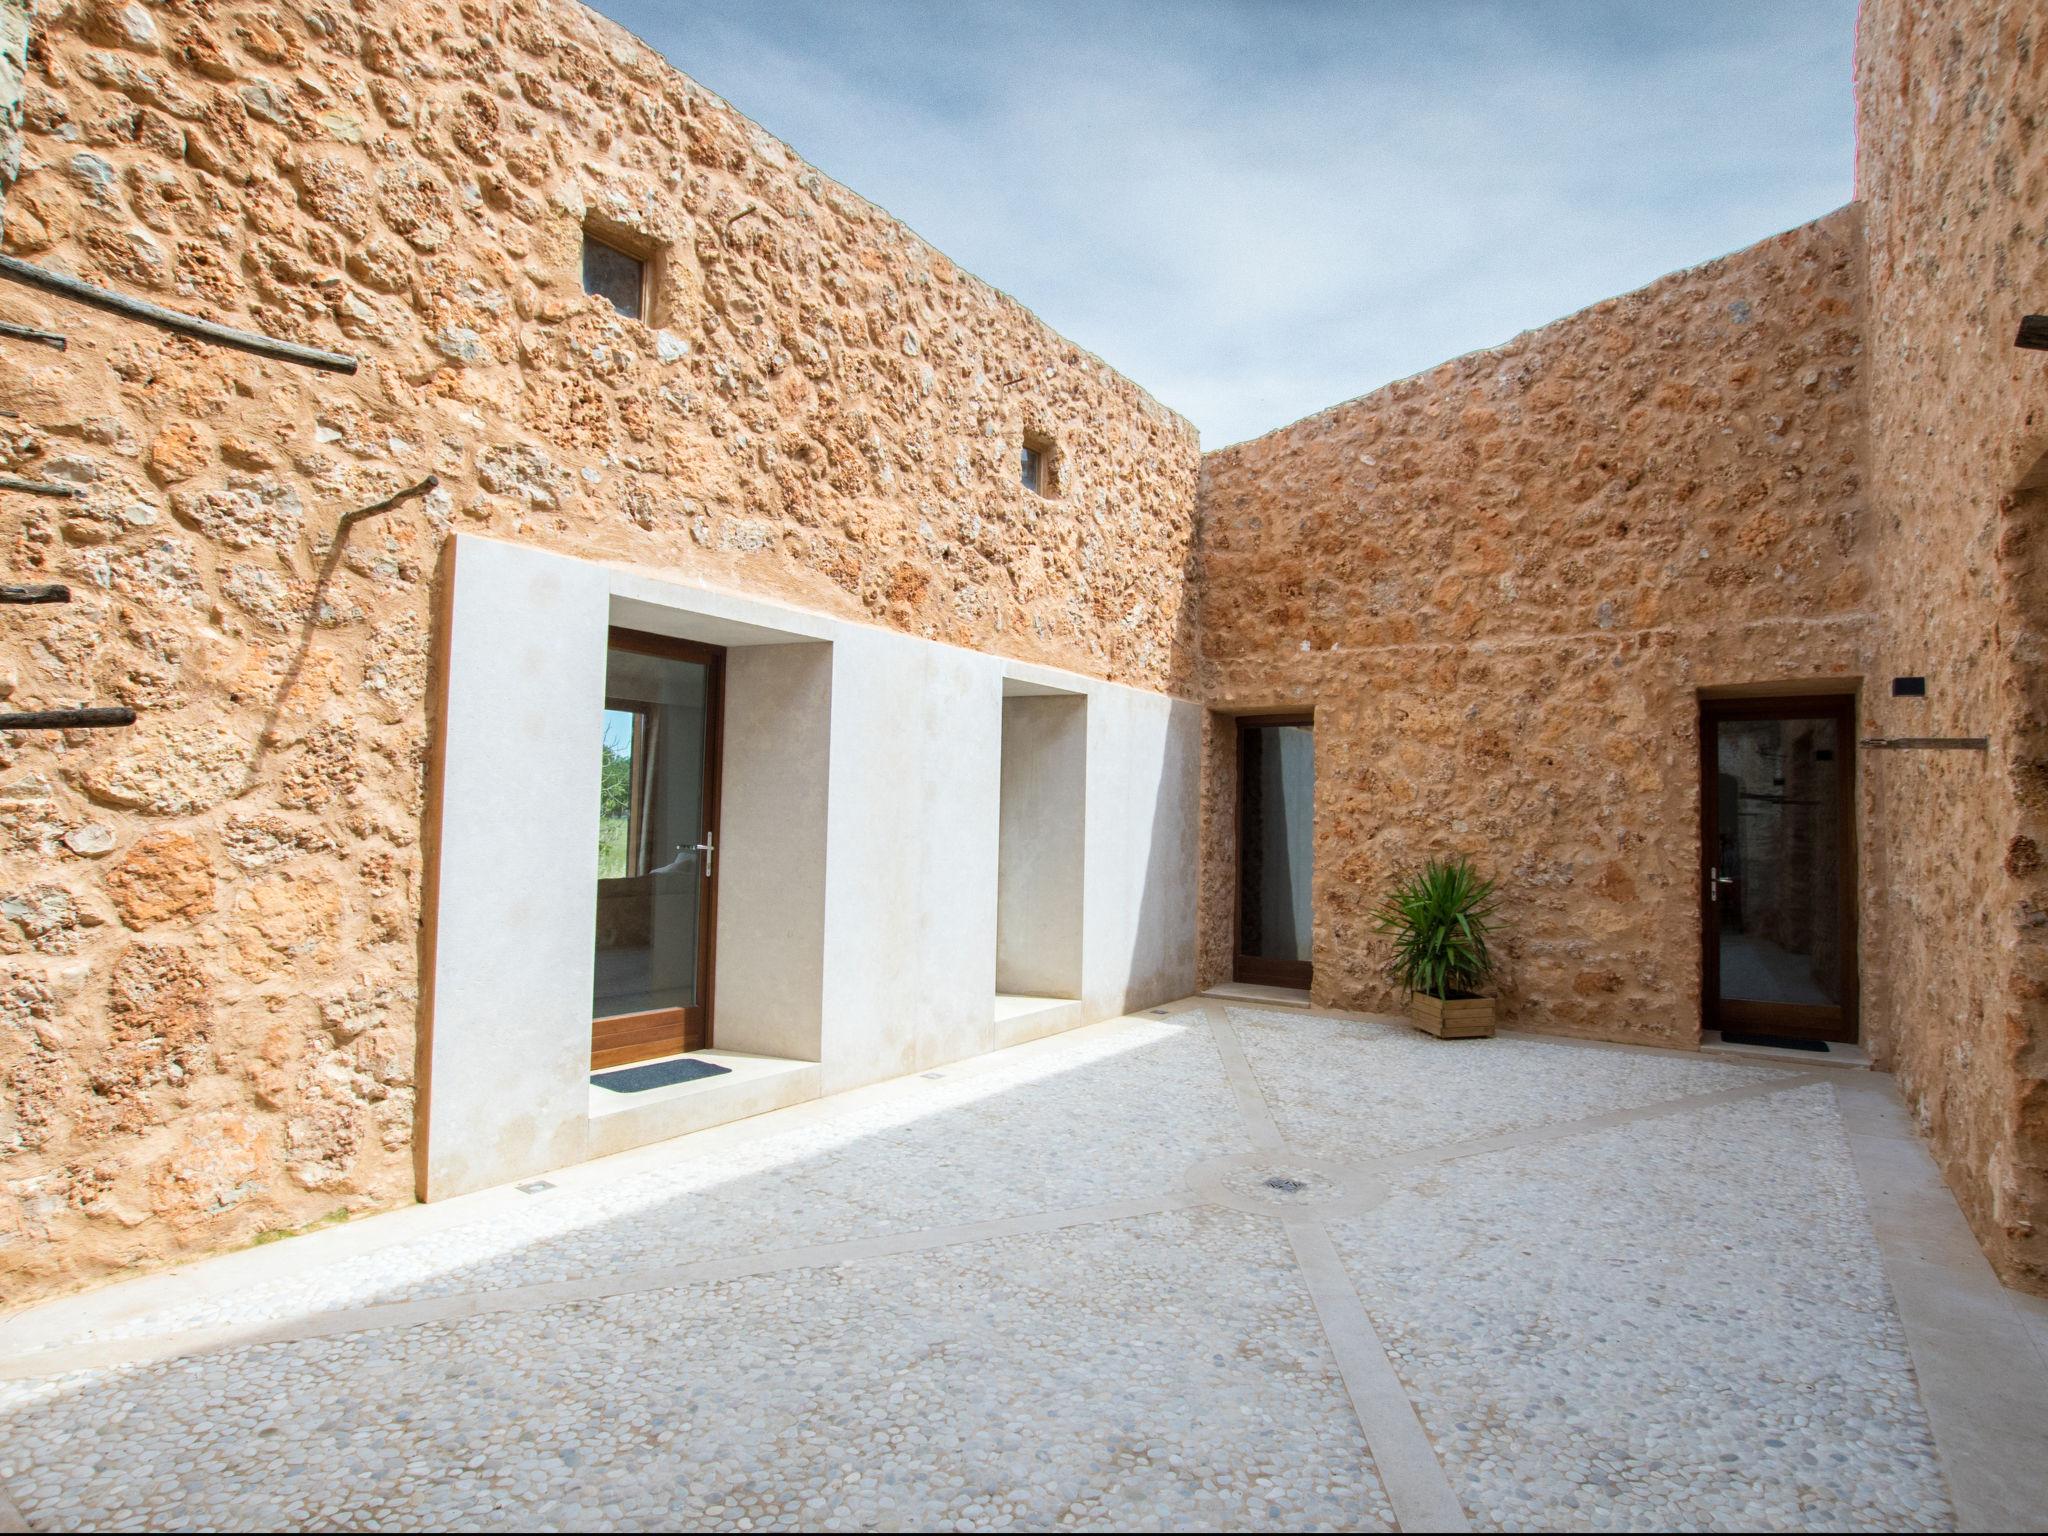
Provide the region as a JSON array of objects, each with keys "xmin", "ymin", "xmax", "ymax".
[
  {"xmin": 0, "ymin": 0, "xmax": 1199, "ymax": 1298},
  {"xmin": 2, "ymin": 0, "xmax": 2043, "ymax": 1307},
  {"xmin": 1855, "ymin": 0, "xmax": 2048, "ymax": 1291},
  {"xmin": 1192, "ymin": 0, "xmax": 2048, "ymax": 1295},
  {"xmin": 1193, "ymin": 208, "xmax": 1874, "ymax": 1046}
]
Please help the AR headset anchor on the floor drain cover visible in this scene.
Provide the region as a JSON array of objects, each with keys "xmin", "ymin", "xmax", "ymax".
[{"xmin": 1194, "ymin": 1157, "xmax": 1381, "ymax": 1216}]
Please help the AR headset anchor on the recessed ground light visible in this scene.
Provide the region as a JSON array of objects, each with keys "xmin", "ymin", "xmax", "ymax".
[
  {"xmin": 516, "ymin": 1179, "xmax": 556, "ymax": 1194},
  {"xmin": 921, "ymin": 1071, "xmax": 944, "ymax": 1080}
]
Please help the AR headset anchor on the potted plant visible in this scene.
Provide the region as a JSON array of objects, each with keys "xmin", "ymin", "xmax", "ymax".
[{"xmin": 1372, "ymin": 856, "xmax": 1500, "ymax": 1038}]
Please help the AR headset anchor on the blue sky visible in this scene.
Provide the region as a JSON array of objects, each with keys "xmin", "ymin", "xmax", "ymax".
[{"xmin": 592, "ymin": 1, "xmax": 1860, "ymax": 447}]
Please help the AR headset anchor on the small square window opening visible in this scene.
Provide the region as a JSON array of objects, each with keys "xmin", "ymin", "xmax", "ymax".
[
  {"xmin": 1020, "ymin": 432, "xmax": 1058, "ymax": 497},
  {"xmin": 582, "ymin": 231, "xmax": 647, "ymax": 321}
]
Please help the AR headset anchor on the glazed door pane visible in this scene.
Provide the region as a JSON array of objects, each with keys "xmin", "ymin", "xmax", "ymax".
[
  {"xmin": 593, "ymin": 641, "xmax": 712, "ymax": 1047},
  {"xmin": 1712, "ymin": 716, "xmax": 1843, "ymax": 1008},
  {"xmin": 1237, "ymin": 722, "xmax": 1315, "ymax": 982}
]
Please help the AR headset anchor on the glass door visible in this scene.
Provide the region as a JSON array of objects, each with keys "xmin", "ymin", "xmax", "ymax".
[
  {"xmin": 1235, "ymin": 715, "xmax": 1315, "ymax": 988},
  {"xmin": 1700, "ymin": 696, "xmax": 1857, "ymax": 1043},
  {"xmin": 592, "ymin": 629, "xmax": 723, "ymax": 1069}
]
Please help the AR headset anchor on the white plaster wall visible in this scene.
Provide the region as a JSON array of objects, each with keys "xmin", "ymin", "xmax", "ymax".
[
  {"xmin": 1081, "ymin": 686, "xmax": 1203, "ymax": 1017},
  {"xmin": 417, "ymin": 536, "xmax": 609, "ymax": 1200},
  {"xmin": 714, "ymin": 642, "xmax": 832, "ymax": 1061},
  {"xmin": 996, "ymin": 695, "xmax": 1087, "ymax": 997},
  {"xmin": 814, "ymin": 628, "xmax": 1002, "ymax": 1092},
  {"xmin": 420, "ymin": 535, "xmax": 1201, "ymax": 1197}
]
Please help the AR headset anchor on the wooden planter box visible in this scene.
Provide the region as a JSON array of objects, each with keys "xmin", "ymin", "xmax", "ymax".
[{"xmin": 1407, "ymin": 992, "xmax": 1496, "ymax": 1039}]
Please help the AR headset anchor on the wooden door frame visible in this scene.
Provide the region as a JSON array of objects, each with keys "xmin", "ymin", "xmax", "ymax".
[
  {"xmin": 1233, "ymin": 712, "xmax": 1315, "ymax": 989},
  {"xmin": 1697, "ymin": 693, "xmax": 1858, "ymax": 1042},
  {"xmin": 591, "ymin": 626, "xmax": 725, "ymax": 1069}
]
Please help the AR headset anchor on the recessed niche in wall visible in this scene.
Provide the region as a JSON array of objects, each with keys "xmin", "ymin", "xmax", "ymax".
[{"xmin": 996, "ymin": 682, "xmax": 1086, "ymax": 1008}]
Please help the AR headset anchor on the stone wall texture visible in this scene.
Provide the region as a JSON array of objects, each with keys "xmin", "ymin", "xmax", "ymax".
[
  {"xmin": 1855, "ymin": 0, "xmax": 2048, "ymax": 1292},
  {"xmin": 1194, "ymin": 0, "xmax": 2048, "ymax": 1294},
  {"xmin": 1193, "ymin": 207, "xmax": 1874, "ymax": 1040},
  {"xmin": 1, "ymin": 0, "xmax": 2044, "ymax": 1306},
  {"xmin": 1, "ymin": 0, "xmax": 28, "ymax": 200},
  {"xmin": 0, "ymin": 0, "xmax": 1198, "ymax": 1298}
]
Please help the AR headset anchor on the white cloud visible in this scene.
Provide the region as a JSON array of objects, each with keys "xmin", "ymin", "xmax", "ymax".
[{"xmin": 595, "ymin": 1, "xmax": 1858, "ymax": 447}]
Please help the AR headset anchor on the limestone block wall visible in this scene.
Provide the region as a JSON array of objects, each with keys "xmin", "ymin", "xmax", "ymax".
[
  {"xmin": 1193, "ymin": 207, "xmax": 1873, "ymax": 1046},
  {"xmin": 1855, "ymin": 0, "xmax": 2048, "ymax": 1291},
  {"xmin": 0, "ymin": 0, "xmax": 1198, "ymax": 1301}
]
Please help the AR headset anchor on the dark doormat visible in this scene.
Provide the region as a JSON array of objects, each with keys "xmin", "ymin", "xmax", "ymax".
[
  {"xmin": 592, "ymin": 1057, "xmax": 733, "ymax": 1093},
  {"xmin": 1719, "ymin": 1031, "xmax": 1829, "ymax": 1052}
]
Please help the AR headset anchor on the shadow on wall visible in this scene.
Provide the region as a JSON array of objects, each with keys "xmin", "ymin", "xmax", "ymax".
[
  {"xmin": 239, "ymin": 490, "xmax": 426, "ymax": 797},
  {"xmin": 1995, "ymin": 441, "xmax": 2048, "ymax": 1278},
  {"xmin": 1121, "ymin": 466, "xmax": 1210, "ymax": 1012},
  {"xmin": 411, "ymin": 533, "xmax": 461, "ymax": 1201}
]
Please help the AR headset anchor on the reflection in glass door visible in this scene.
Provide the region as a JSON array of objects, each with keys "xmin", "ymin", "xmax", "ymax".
[
  {"xmin": 1236, "ymin": 716, "xmax": 1315, "ymax": 988},
  {"xmin": 1700, "ymin": 696, "xmax": 1857, "ymax": 1043},
  {"xmin": 592, "ymin": 629, "xmax": 722, "ymax": 1069}
]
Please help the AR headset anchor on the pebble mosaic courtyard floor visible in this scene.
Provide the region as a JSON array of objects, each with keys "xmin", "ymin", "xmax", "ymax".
[{"xmin": 3, "ymin": 1000, "xmax": 2046, "ymax": 1532}]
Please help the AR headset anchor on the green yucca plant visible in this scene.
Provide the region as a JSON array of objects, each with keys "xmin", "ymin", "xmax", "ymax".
[{"xmin": 1372, "ymin": 856, "xmax": 1500, "ymax": 1000}]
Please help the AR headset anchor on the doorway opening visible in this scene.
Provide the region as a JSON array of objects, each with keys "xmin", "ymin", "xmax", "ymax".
[
  {"xmin": 1234, "ymin": 714, "xmax": 1314, "ymax": 989},
  {"xmin": 592, "ymin": 627, "xmax": 724, "ymax": 1070},
  {"xmin": 1699, "ymin": 693, "xmax": 1858, "ymax": 1044}
]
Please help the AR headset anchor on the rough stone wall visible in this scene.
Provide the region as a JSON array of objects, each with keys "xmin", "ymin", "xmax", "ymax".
[
  {"xmin": 4, "ymin": 0, "xmax": 2040, "ymax": 1311},
  {"xmin": 0, "ymin": 0, "xmax": 28, "ymax": 210},
  {"xmin": 0, "ymin": 0, "xmax": 1198, "ymax": 1300},
  {"xmin": 1194, "ymin": 207, "xmax": 1872, "ymax": 1045},
  {"xmin": 1856, "ymin": 0, "xmax": 2048, "ymax": 1291}
]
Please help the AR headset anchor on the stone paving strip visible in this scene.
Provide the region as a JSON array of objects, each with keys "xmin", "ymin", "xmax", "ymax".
[
  {"xmin": 1335, "ymin": 1087, "xmax": 1945, "ymax": 1531},
  {"xmin": 2, "ymin": 999, "xmax": 2044, "ymax": 1531}
]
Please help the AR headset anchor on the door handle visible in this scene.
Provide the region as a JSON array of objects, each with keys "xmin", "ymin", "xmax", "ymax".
[
  {"xmin": 1709, "ymin": 865, "xmax": 1734, "ymax": 902},
  {"xmin": 693, "ymin": 833, "xmax": 714, "ymax": 879}
]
